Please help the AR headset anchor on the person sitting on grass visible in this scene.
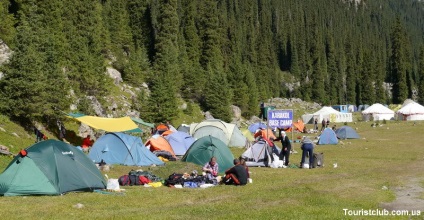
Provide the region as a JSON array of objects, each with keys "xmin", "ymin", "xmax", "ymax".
[
  {"xmin": 222, "ymin": 158, "xmax": 248, "ymax": 186},
  {"xmin": 202, "ymin": 156, "xmax": 219, "ymax": 181}
]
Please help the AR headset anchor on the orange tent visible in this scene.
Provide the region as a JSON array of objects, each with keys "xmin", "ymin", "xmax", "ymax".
[
  {"xmin": 156, "ymin": 124, "xmax": 169, "ymax": 131},
  {"xmin": 145, "ymin": 135, "xmax": 175, "ymax": 157},
  {"xmin": 161, "ymin": 130, "xmax": 174, "ymax": 137},
  {"xmin": 254, "ymin": 128, "xmax": 277, "ymax": 140},
  {"xmin": 284, "ymin": 120, "xmax": 305, "ymax": 132}
]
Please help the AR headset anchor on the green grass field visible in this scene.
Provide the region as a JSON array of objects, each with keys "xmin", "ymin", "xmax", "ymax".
[{"xmin": 0, "ymin": 120, "xmax": 423, "ymax": 219}]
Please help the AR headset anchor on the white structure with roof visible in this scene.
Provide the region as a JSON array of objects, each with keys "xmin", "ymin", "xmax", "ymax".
[
  {"xmin": 302, "ymin": 106, "xmax": 352, "ymax": 124},
  {"xmin": 361, "ymin": 103, "xmax": 394, "ymax": 121}
]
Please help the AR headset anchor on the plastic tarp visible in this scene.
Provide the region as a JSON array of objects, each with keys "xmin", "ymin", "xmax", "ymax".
[
  {"xmin": 131, "ymin": 117, "xmax": 154, "ymax": 128},
  {"xmin": 68, "ymin": 113, "xmax": 142, "ymax": 132}
]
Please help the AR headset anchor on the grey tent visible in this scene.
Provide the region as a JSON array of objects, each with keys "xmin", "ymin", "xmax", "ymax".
[
  {"xmin": 241, "ymin": 140, "xmax": 280, "ymax": 167},
  {"xmin": 335, "ymin": 126, "xmax": 360, "ymax": 139}
]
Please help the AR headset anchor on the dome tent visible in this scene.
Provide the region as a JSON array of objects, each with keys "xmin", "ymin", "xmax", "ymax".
[
  {"xmin": 164, "ymin": 131, "xmax": 195, "ymax": 156},
  {"xmin": 189, "ymin": 119, "xmax": 247, "ymax": 148},
  {"xmin": 335, "ymin": 126, "xmax": 360, "ymax": 139},
  {"xmin": 89, "ymin": 132, "xmax": 164, "ymax": 166},
  {"xmin": 317, "ymin": 128, "xmax": 338, "ymax": 145},
  {"xmin": 182, "ymin": 136, "xmax": 234, "ymax": 173},
  {"xmin": 0, "ymin": 140, "xmax": 106, "ymax": 196}
]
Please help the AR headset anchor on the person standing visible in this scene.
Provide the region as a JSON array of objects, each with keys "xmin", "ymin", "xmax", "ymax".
[
  {"xmin": 275, "ymin": 131, "xmax": 291, "ymax": 166},
  {"xmin": 314, "ymin": 118, "xmax": 318, "ymax": 131},
  {"xmin": 300, "ymin": 137, "xmax": 314, "ymax": 169},
  {"xmin": 321, "ymin": 119, "xmax": 326, "ymax": 131}
]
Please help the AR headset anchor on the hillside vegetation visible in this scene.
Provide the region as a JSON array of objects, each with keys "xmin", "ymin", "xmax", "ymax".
[{"xmin": 0, "ymin": 0, "xmax": 424, "ymax": 127}]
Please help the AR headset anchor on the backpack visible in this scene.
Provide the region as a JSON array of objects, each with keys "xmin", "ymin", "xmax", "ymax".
[
  {"xmin": 139, "ymin": 176, "xmax": 151, "ymax": 184},
  {"xmin": 164, "ymin": 173, "xmax": 184, "ymax": 186},
  {"xmin": 118, "ymin": 175, "xmax": 130, "ymax": 186},
  {"xmin": 129, "ymin": 174, "xmax": 141, "ymax": 186},
  {"xmin": 313, "ymin": 152, "xmax": 324, "ymax": 168}
]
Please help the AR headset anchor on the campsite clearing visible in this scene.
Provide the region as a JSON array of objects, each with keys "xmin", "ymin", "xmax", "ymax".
[{"xmin": 0, "ymin": 120, "xmax": 423, "ymax": 219}]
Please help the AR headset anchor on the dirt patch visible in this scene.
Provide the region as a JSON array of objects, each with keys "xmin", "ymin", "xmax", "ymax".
[
  {"xmin": 380, "ymin": 160, "xmax": 424, "ymax": 212},
  {"xmin": 381, "ymin": 177, "xmax": 424, "ymax": 211}
]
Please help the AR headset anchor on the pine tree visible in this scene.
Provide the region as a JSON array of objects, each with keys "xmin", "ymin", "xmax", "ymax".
[
  {"xmin": 0, "ymin": 0, "xmax": 16, "ymax": 45},
  {"xmin": 345, "ymin": 41, "xmax": 356, "ymax": 104},
  {"xmin": 199, "ymin": 0, "xmax": 231, "ymax": 121},
  {"xmin": 418, "ymin": 45, "xmax": 424, "ymax": 104},
  {"xmin": 146, "ymin": 0, "xmax": 180, "ymax": 123},
  {"xmin": 389, "ymin": 17, "xmax": 408, "ymax": 104},
  {"xmin": 0, "ymin": 1, "xmax": 69, "ymax": 120}
]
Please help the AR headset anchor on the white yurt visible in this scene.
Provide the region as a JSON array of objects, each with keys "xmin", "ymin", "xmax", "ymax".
[
  {"xmin": 361, "ymin": 103, "xmax": 394, "ymax": 121},
  {"xmin": 396, "ymin": 102, "xmax": 424, "ymax": 121}
]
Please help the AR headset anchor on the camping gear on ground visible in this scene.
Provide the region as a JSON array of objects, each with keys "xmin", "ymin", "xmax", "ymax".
[
  {"xmin": 335, "ymin": 126, "xmax": 360, "ymax": 139},
  {"xmin": 118, "ymin": 170, "xmax": 161, "ymax": 186},
  {"xmin": 312, "ymin": 152, "xmax": 324, "ymax": 168},
  {"xmin": 89, "ymin": 132, "xmax": 164, "ymax": 166},
  {"xmin": 182, "ymin": 135, "xmax": 234, "ymax": 173},
  {"xmin": 0, "ymin": 139, "xmax": 106, "ymax": 196},
  {"xmin": 107, "ymin": 179, "xmax": 120, "ymax": 191},
  {"xmin": 317, "ymin": 128, "xmax": 338, "ymax": 145},
  {"xmin": 241, "ymin": 139, "xmax": 281, "ymax": 167}
]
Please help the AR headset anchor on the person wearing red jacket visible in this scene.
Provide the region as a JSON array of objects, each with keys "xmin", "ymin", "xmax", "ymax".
[{"xmin": 81, "ymin": 135, "xmax": 93, "ymax": 153}]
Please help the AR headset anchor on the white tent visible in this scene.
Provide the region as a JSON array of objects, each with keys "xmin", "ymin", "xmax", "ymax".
[
  {"xmin": 361, "ymin": 103, "xmax": 394, "ymax": 121},
  {"xmin": 189, "ymin": 119, "xmax": 247, "ymax": 147},
  {"xmin": 396, "ymin": 102, "xmax": 424, "ymax": 121},
  {"xmin": 302, "ymin": 106, "xmax": 352, "ymax": 124}
]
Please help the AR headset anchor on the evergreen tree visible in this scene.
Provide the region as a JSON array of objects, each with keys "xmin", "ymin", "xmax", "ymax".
[
  {"xmin": 180, "ymin": 0, "xmax": 204, "ymax": 101},
  {"xmin": 389, "ymin": 17, "xmax": 409, "ymax": 104},
  {"xmin": 326, "ymin": 34, "xmax": 338, "ymax": 105},
  {"xmin": 0, "ymin": 0, "xmax": 16, "ymax": 45},
  {"xmin": 345, "ymin": 41, "xmax": 356, "ymax": 104},
  {"xmin": 0, "ymin": 1, "xmax": 69, "ymax": 120},
  {"xmin": 146, "ymin": 0, "xmax": 180, "ymax": 123},
  {"xmin": 198, "ymin": 0, "xmax": 231, "ymax": 121},
  {"xmin": 418, "ymin": 45, "xmax": 424, "ymax": 104}
]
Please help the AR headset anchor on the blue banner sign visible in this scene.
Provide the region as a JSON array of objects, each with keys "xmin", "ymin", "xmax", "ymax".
[{"xmin": 267, "ymin": 109, "xmax": 293, "ymax": 129}]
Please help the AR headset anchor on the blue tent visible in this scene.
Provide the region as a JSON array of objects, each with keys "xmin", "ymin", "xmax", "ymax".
[
  {"xmin": 164, "ymin": 131, "xmax": 195, "ymax": 156},
  {"xmin": 88, "ymin": 132, "xmax": 164, "ymax": 166},
  {"xmin": 248, "ymin": 122, "xmax": 267, "ymax": 133},
  {"xmin": 318, "ymin": 128, "xmax": 338, "ymax": 145},
  {"xmin": 335, "ymin": 126, "xmax": 360, "ymax": 139}
]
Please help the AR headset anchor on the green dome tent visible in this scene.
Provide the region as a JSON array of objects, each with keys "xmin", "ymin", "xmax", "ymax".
[
  {"xmin": 181, "ymin": 136, "xmax": 234, "ymax": 173},
  {"xmin": 0, "ymin": 140, "xmax": 106, "ymax": 196}
]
